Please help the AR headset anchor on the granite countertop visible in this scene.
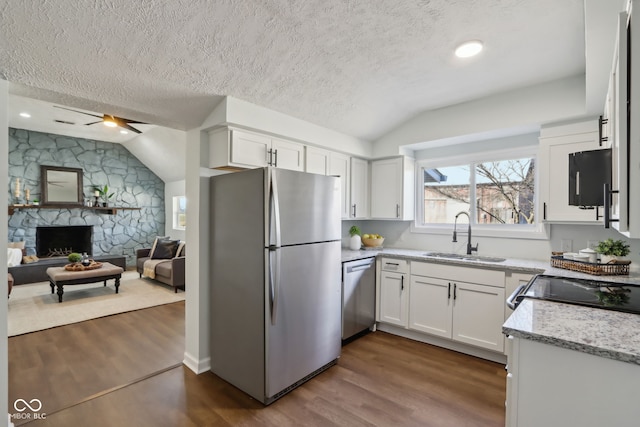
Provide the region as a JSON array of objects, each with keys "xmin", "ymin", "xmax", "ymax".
[
  {"xmin": 503, "ymin": 299, "xmax": 640, "ymax": 365},
  {"xmin": 342, "ymin": 247, "xmax": 640, "ymax": 284}
]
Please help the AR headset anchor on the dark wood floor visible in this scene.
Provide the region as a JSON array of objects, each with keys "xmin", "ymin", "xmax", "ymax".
[{"xmin": 8, "ymin": 303, "xmax": 506, "ymax": 426}]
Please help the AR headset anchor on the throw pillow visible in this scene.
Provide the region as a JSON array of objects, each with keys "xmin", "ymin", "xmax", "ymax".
[
  {"xmin": 7, "ymin": 241, "xmax": 26, "ymax": 263},
  {"xmin": 148, "ymin": 236, "xmax": 169, "ymax": 259},
  {"xmin": 151, "ymin": 239, "xmax": 180, "ymax": 260},
  {"xmin": 175, "ymin": 242, "xmax": 185, "ymax": 258}
]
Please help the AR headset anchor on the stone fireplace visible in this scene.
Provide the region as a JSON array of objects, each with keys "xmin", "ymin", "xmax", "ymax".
[{"xmin": 36, "ymin": 225, "xmax": 93, "ymax": 257}]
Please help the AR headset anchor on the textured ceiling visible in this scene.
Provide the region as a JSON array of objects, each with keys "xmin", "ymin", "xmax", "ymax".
[{"xmin": 0, "ymin": 0, "xmax": 587, "ymax": 142}]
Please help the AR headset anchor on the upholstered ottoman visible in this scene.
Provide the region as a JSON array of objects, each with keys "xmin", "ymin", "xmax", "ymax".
[
  {"xmin": 46, "ymin": 262, "xmax": 124, "ymax": 303},
  {"xmin": 7, "ymin": 273, "xmax": 13, "ymax": 298}
]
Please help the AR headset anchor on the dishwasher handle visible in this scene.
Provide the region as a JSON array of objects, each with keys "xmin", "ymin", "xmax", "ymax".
[{"xmin": 347, "ymin": 264, "xmax": 373, "ymax": 273}]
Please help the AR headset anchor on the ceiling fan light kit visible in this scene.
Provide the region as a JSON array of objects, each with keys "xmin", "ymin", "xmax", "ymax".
[{"xmin": 53, "ymin": 105, "xmax": 146, "ymax": 134}]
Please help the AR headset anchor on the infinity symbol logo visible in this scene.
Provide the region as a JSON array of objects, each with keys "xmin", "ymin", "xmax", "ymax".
[{"xmin": 14, "ymin": 398, "xmax": 42, "ymax": 412}]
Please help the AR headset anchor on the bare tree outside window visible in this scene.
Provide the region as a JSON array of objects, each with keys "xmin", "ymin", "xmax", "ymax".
[
  {"xmin": 422, "ymin": 157, "xmax": 535, "ymax": 225},
  {"xmin": 476, "ymin": 158, "xmax": 535, "ymax": 224}
]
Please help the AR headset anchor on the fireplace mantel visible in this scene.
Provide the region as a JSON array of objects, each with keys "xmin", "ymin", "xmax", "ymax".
[{"xmin": 8, "ymin": 204, "xmax": 141, "ymax": 215}]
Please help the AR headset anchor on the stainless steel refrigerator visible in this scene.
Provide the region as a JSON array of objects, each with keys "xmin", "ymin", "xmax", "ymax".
[{"xmin": 210, "ymin": 167, "xmax": 342, "ymax": 405}]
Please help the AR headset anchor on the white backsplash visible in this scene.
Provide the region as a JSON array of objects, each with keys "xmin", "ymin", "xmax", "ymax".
[{"xmin": 342, "ymin": 221, "xmax": 640, "ymax": 272}]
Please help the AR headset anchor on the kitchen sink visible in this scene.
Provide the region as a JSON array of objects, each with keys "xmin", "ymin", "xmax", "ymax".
[{"xmin": 424, "ymin": 252, "xmax": 506, "ymax": 263}]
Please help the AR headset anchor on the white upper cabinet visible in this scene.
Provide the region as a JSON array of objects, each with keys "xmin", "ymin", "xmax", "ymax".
[
  {"xmin": 370, "ymin": 156, "xmax": 415, "ymax": 220},
  {"xmin": 305, "ymin": 146, "xmax": 330, "ymax": 175},
  {"xmin": 304, "ymin": 147, "xmax": 351, "ymax": 218},
  {"xmin": 270, "ymin": 137, "xmax": 305, "ymax": 171},
  {"xmin": 209, "ymin": 128, "xmax": 304, "ymax": 171},
  {"xmin": 538, "ymin": 121, "xmax": 603, "ymax": 223},
  {"xmin": 328, "ymin": 152, "xmax": 351, "ymax": 219},
  {"xmin": 350, "ymin": 157, "xmax": 369, "ymax": 219}
]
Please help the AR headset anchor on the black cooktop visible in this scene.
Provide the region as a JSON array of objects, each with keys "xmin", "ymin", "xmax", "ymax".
[{"xmin": 514, "ymin": 274, "xmax": 640, "ymax": 315}]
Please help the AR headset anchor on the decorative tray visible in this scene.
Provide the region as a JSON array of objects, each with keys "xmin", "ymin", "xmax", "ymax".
[
  {"xmin": 64, "ymin": 261, "xmax": 103, "ymax": 271},
  {"xmin": 550, "ymin": 255, "xmax": 630, "ymax": 276}
]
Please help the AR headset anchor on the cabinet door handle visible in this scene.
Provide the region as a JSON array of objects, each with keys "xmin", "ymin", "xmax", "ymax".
[
  {"xmin": 400, "ymin": 275, "xmax": 404, "ymax": 291},
  {"xmin": 603, "ymin": 183, "xmax": 619, "ymax": 228},
  {"xmin": 453, "ymin": 283, "xmax": 457, "ymax": 300},
  {"xmin": 396, "ymin": 204, "xmax": 400, "ymax": 218},
  {"xmin": 267, "ymin": 148, "xmax": 272, "ymax": 166},
  {"xmin": 448, "ymin": 282, "xmax": 451, "ymax": 299},
  {"xmin": 543, "ymin": 202, "xmax": 547, "ymax": 220},
  {"xmin": 599, "ymin": 115, "xmax": 609, "ymax": 146},
  {"xmin": 352, "ymin": 204, "xmax": 357, "ymax": 218},
  {"xmin": 273, "ymin": 149, "xmax": 278, "ymax": 167},
  {"xmin": 385, "ymin": 262, "xmax": 399, "ymax": 266}
]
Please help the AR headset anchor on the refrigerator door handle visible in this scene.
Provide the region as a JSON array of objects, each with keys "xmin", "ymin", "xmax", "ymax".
[
  {"xmin": 269, "ymin": 247, "xmax": 280, "ymax": 325},
  {"xmin": 268, "ymin": 169, "xmax": 282, "ymax": 325},
  {"xmin": 270, "ymin": 169, "xmax": 282, "ymax": 248}
]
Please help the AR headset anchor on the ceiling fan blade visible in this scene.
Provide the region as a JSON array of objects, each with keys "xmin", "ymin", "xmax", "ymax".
[
  {"xmin": 121, "ymin": 119, "xmax": 147, "ymax": 125},
  {"xmin": 53, "ymin": 105, "xmax": 102, "ymax": 119},
  {"xmin": 121, "ymin": 122, "xmax": 142, "ymax": 134},
  {"xmin": 84, "ymin": 121, "xmax": 103, "ymax": 126}
]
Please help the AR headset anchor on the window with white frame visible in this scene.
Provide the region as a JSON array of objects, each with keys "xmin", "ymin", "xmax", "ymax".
[
  {"xmin": 173, "ymin": 196, "xmax": 186, "ymax": 230},
  {"xmin": 417, "ymin": 150, "xmax": 536, "ymax": 229}
]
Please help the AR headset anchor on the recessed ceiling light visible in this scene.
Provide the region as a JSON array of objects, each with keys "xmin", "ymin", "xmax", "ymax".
[
  {"xmin": 19, "ymin": 112, "xmax": 31, "ymax": 118},
  {"xmin": 455, "ymin": 40, "xmax": 483, "ymax": 58},
  {"xmin": 120, "ymin": 130, "xmax": 128, "ymax": 134}
]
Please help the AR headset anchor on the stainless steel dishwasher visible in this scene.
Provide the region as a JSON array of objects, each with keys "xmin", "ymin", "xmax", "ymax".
[{"xmin": 342, "ymin": 257, "xmax": 376, "ymax": 341}]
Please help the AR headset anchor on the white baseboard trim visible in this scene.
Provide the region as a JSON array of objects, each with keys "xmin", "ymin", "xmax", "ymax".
[
  {"xmin": 183, "ymin": 352, "xmax": 211, "ymax": 374},
  {"xmin": 376, "ymin": 323, "xmax": 507, "ymax": 364}
]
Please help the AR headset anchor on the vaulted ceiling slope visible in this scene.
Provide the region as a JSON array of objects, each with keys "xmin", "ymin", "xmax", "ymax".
[{"xmin": 1, "ymin": 0, "xmax": 610, "ymax": 144}]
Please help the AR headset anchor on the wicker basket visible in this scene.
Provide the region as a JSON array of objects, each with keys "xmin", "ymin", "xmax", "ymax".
[
  {"xmin": 64, "ymin": 261, "xmax": 103, "ymax": 271},
  {"xmin": 550, "ymin": 255, "xmax": 630, "ymax": 276}
]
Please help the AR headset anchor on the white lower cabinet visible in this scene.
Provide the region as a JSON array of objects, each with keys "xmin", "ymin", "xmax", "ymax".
[
  {"xmin": 378, "ymin": 258, "xmax": 409, "ymax": 327},
  {"xmin": 380, "ymin": 259, "xmax": 506, "ymax": 353},
  {"xmin": 379, "ymin": 271, "xmax": 408, "ymax": 327},
  {"xmin": 409, "ymin": 276, "xmax": 452, "ymax": 338},
  {"xmin": 506, "ymin": 336, "xmax": 640, "ymax": 427},
  {"xmin": 450, "ymin": 281, "xmax": 505, "ymax": 352}
]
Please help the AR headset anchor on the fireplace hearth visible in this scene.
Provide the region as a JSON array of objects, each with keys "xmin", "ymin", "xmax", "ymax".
[{"xmin": 36, "ymin": 226, "xmax": 93, "ymax": 257}]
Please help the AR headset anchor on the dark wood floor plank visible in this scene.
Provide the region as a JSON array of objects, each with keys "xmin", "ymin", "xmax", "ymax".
[
  {"xmin": 9, "ymin": 304, "xmax": 505, "ymax": 427},
  {"xmin": 8, "ymin": 302, "xmax": 185, "ymax": 423}
]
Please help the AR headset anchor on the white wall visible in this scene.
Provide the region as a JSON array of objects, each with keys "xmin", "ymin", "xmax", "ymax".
[
  {"xmin": 183, "ymin": 100, "xmax": 228, "ymax": 374},
  {"xmin": 224, "ymin": 96, "xmax": 373, "ymax": 158},
  {"xmin": 123, "ymin": 126, "xmax": 187, "ymax": 183},
  {"xmin": 1, "ymin": 79, "xmax": 10, "ymax": 425},
  {"xmin": 373, "ymin": 75, "xmax": 587, "ymax": 157},
  {"xmin": 164, "ymin": 179, "xmax": 186, "ymax": 242},
  {"xmin": 342, "ymin": 220, "xmax": 640, "ymax": 269}
]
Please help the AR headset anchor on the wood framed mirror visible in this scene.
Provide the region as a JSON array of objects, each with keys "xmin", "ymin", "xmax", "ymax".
[{"xmin": 41, "ymin": 165, "xmax": 84, "ymax": 205}]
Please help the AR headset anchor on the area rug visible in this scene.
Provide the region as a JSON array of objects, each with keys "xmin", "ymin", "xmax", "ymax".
[{"xmin": 7, "ymin": 270, "xmax": 185, "ymax": 336}]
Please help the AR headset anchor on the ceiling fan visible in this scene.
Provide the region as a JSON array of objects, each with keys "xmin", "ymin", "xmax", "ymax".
[{"xmin": 53, "ymin": 105, "xmax": 146, "ymax": 134}]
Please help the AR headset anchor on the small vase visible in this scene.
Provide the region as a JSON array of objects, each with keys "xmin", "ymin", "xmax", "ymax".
[{"xmin": 349, "ymin": 235, "xmax": 362, "ymax": 250}]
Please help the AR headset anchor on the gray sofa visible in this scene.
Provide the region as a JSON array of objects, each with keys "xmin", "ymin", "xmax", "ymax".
[{"xmin": 136, "ymin": 247, "xmax": 185, "ymax": 292}]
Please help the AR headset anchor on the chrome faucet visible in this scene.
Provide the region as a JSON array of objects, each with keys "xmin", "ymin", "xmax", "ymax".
[{"xmin": 452, "ymin": 211, "xmax": 478, "ymax": 255}]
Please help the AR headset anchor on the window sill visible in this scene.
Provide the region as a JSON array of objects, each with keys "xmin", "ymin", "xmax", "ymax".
[{"xmin": 410, "ymin": 222, "xmax": 550, "ymax": 240}]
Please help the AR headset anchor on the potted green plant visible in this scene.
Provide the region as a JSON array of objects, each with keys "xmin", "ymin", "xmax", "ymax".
[
  {"xmin": 93, "ymin": 185, "xmax": 114, "ymax": 207},
  {"xmin": 349, "ymin": 225, "xmax": 362, "ymax": 250},
  {"xmin": 68, "ymin": 252, "xmax": 82, "ymax": 264},
  {"xmin": 596, "ymin": 238, "xmax": 631, "ymax": 264}
]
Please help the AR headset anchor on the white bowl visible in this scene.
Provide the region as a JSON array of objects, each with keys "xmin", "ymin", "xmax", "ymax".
[
  {"xmin": 572, "ymin": 254, "xmax": 589, "ymax": 262},
  {"xmin": 563, "ymin": 252, "xmax": 577, "ymax": 260}
]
